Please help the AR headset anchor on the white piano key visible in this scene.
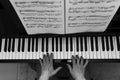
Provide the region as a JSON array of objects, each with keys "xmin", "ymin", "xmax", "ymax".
[
  {"xmin": 74, "ymin": 37, "xmax": 78, "ymax": 56},
  {"xmin": 114, "ymin": 36, "xmax": 119, "ymax": 59},
  {"xmin": 23, "ymin": 38, "xmax": 27, "ymax": 59},
  {"xmin": 93, "ymin": 37, "xmax": 97, "ymax": 59},
  {"xmin": 35, "ymin": 38, "xmax": 39, "ymax": 59},
  {"xmin": 29, "ymin": 38, "xmax": 33, "ymax": 59},
  {"xmin": 108, "ymin": 36, "xmax": 112, "ymax": 59},
  {"xmin": 38, "ymin": 38, "xmax": 42, "ymax": 58},
  {"xmin": 9, "ymin": 38, "xmax": 13, "ymax": 59},
  {"xmin": 78, "ymin": 37, "xmax": 82, "ymax": 58},
  {"xmin": 68, "ymin": 37, "xmax": 71, "ymax": 59},
  {"xmin": 64, "ymin": 37, "xmax": 67, "ymax": 59},
  {"xmin": 33, "ymin": 38, "xmax": 37, "ymax": 59},
  {"xmin": 98, "ymin": 37, "xmax": 103, "ymax": 59},
  {"xmin": 54, "ymin": 37, "xmax": 57, "ymax": 59},
  {"xmin": 19, "ymin": 38, "xmax": 23, "ymax": 59},
  {"xmin": 43, "ymin": 38, "xmax": 46, "ymax": 56},
  {"xmin": 6, "ymin": 38, "xmax": 9, "ymax": 59},
  {"xmin": 1, "ymin": 39, "xmax": 5, "ymax": 59},
  {"xmin": 48, "ymin": 38, "xmax": 52, "ymax": 53},
  {"xmin": 14, "ymin": 38, "xmax": 18, "ymax": 59},
  {"xmin": 82, "ymin": 37, "xmax": 86, "ymax": 58},
  {"xmin": 87, "ymin": 37, "xmax": 91, "ymax": 59},
  {"xmin": 103, "ymin": 36, "xmax": 108, "ymax": 59},
  {"xmin": 112, "ymin": 36, "xmax": 116, "ymax": 59},
  {"xmin": 72, "ymin": 37, "xmax": 75, "ymax": 56},
  {"xmin": 57, "ymin": 37, "xmax": 61, "ymax": 59},
  {"xmin": 61, "ymin": 37, "xmax": 65, "ymax": 59},
  {"xmin": 113, "ymin": 36, "xmax": 118, "ymax": 59}
]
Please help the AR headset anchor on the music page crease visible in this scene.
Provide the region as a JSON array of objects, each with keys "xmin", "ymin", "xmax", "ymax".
[
  {"xmin": 9, "ymin": 0, "xmax": 65, "ymax": 34},
  {"xmin": 66, "ymin": 0, "xmax": 120, "ymax": 33}
]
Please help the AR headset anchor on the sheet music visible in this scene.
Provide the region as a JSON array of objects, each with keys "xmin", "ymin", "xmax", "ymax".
[
  {"xmin": 66, "ymin": 0, "xmax": 120, "ymax": 33},
  {"xmin": 9, "ymin": 0, "xmax": 64, "ymax": 34}
]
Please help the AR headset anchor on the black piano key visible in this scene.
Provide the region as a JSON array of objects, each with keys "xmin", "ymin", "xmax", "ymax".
[
  {"xmin": 70, "ymin": 37, "xmax": 73, "ymax": 51},
  {"xmin": 46, "ymin": 37, "xmax": 48, "ymax": 52},
  {"xmin": 116, "ymin": 36, "xmax": 120, "ymax": 51},
  {"xmin": 95, "ymin": 37, "xmax": 98, "ymax": 51},
  {"xmin": 18, "ymin": 38, "xmax": 21, "ymax": 52},
  {"xmin": 109, "ymin": 36, "xmax": 113, "ymax": 51},
  {"xmin": 52, "ymin": 37, "xmax": 54, "ymax": 51},
  {"xmin": 42, "ymin": 38, "xmax": 44, "ymax": 52},
  {"xmin": 4, "ymin": 38, "xmax": 8, "ymax": 52},
  {"xmin": 28, "ymin": 38, "xmax": 31, "ymax": 52},
  {"xmin": 60, "ymin": 37, "xmax": 62, "ymax": 51},
  {"xmin": 80, "ymin": 37, "xmax": 83, "ymax": 51},
  {"xmin": 66, "ymin": 37, "xmax": 68, "ymax": 51},
  {"xmin": 84, "ymin": 37, "xmax": 87, "ymax": 51},
  {"xmin": 56, "ymin": 37, "xmax": 58, "ymax": 52},
  {"xmin": 101, "ymin": 36, "xmax": 105, "ymax": 51},
  {"xmin": 91, "ymin": 37, "xmax": 94, "ymax": 51},
  {"xmin": 105, "ymin": 36, "xmax": 109, "ymax": 51},
  {"xmin": 0, "ymin": 38, "xmax": 2, "ymax": 52},
  {"xmin": 8, "ymin": 38, "xmax": 11, "ymax": 52},
  {"xmin": 32, "ymin": 38, "xmax": 34, "ymax": 52},
  {"xmin": 36, "ymin": 38, "xmax": 38, "ymax": 52},
  {"xmin": 12, "ymin": 38, "xmax": 15, "ymax": 52},
  {"xmin": 22, "ymin": 38, "xmax": 25, "ymax": 52},
  {"xmin": 76, "ymin": 37, "xmax": 79, "ymax": 52}
]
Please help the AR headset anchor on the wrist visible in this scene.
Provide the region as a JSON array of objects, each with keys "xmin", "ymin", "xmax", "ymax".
[
  {"xmin": 75, "ymin": 76, "xmax": 86, "ymax": 80},
  {"xmin": 39, "ymin": 74, "xmax": 49, "ymax": 80}
]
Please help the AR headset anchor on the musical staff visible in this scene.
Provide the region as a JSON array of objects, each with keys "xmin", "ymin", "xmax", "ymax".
[
  {"xmin": 19, "ymin": 10, "xmax": 62, "ymax": 16},
  {"xmin": 69, "ymin": 6, "xmax": 115, "ymax": 13},
  {"xmin": 68, "ymin": 15, "xmax": 110, "ymax": 21},
  {"xmin": 15, "ymin": 1, "xmax": 62, "ymax": 8},
  {"xmin": 26, "ymin": 24, "xmax": 62, "ymax": 28},
  {"xmin": 69, "ymin": 0, "xmax": 118, "ymax": 5},
  {"xmin": 68, "ymin": 22, "xmax": 107, "ymax": 27},
  {"xmin": 23, "ymin": 17, "xmax": 62, "ymax": 22}
]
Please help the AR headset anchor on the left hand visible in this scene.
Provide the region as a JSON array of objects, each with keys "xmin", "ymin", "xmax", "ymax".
[{"xmin": 39, "ymin": 53, "xmax": 62, "ymax": 80}]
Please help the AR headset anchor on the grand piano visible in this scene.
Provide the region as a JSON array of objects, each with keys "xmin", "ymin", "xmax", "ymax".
[{"xmin": 0, "ymin": 0, "xmax": 120, "ymax": 80}]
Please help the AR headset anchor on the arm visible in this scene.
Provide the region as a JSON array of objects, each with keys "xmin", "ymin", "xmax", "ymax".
[
  {"xmin": 67, "ymin": 56, "xmax": 88, "ymax": 80},
  {"xmin": 39, "ymin": 53, "xmax": 62, "ymax": 80}
]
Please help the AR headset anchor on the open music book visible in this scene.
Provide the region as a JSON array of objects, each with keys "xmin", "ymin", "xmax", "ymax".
[{"xmin": 10, "ymin": 0, "xmax": 120, "ymax": 34}]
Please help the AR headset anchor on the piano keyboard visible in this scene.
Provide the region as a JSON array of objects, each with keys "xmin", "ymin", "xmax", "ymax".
[{"xmin": 0, "ymin": 36, "xmax": 120, "ymax": 60}]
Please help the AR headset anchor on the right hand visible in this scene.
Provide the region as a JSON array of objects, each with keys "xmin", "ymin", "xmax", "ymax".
[{"xmin": 67, "ymin": 55, "xmax": 88, "ymax": 80}]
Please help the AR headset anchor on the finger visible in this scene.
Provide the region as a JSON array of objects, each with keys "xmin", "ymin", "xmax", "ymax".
[
  {"xmin": 84, "ymin": 59, "xmax": 89, "ymax": 68},
  {"xmin": 46, "ymin": 53, "xmax": 49, "ymax": 63},
  {"xmin": 43, "ymin": 55, "xmax": 46, "ymax": 64},
  {"xmin": 45, "ymin": 54, "xmax": 48, "ymax": 63},
  {"xmin": 39, "ymin": 58, "xmax": 43, "ymax": 66},
  {"xmin": 76, "ymin": 55, "xmax": 79, "ymax": 65},
  {"xmin": 80, "ymin": 56, "xmax": 84, "ymax": 65},
  {"xmin": 67, "ymin": 64, "xmax": 72, "ymax": 73},
  {"xmin": 51, "ymin": 67, "xmax": 62, "ymax": 76},
  {"xmin": 72, "ymin": 56, "xmax": 75, "ymax": 66},
  {"xmin": 47, "ymin": 53, "xmax": 51, "ymax": 62},
  {"xmin": 50, "ymin": 53, "xmax": 53, "ymax": 65}
]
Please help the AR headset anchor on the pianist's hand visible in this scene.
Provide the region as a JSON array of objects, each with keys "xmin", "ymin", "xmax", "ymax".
[
  {"xmin": 39, "ymin": 53, "xmax": 62, "ymax": 80},
  {"xmin": 67, "ymin": 56, "xmax": 88, "ymax": 80}
]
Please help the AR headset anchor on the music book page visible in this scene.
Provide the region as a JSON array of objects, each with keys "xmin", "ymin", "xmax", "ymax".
[
  {"xmin": 9, "ymin": 0, "xmax": 120, "ymax": 34},
  {"xmin": 9, "ymin": 0, "xmax": 65, "ymax": 34},
  {"xmin": 66, "ymin": 0, "xmax": 120, "ymax": 33}
]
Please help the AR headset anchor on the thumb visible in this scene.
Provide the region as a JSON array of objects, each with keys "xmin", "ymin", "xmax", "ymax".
[
  {"xmin": 67, "ymin": 64, "xmax": 73, "ymax": 74},
  {"xmin": 51, "ymin": 67, "xmax": 62, "ymax": 76}
]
